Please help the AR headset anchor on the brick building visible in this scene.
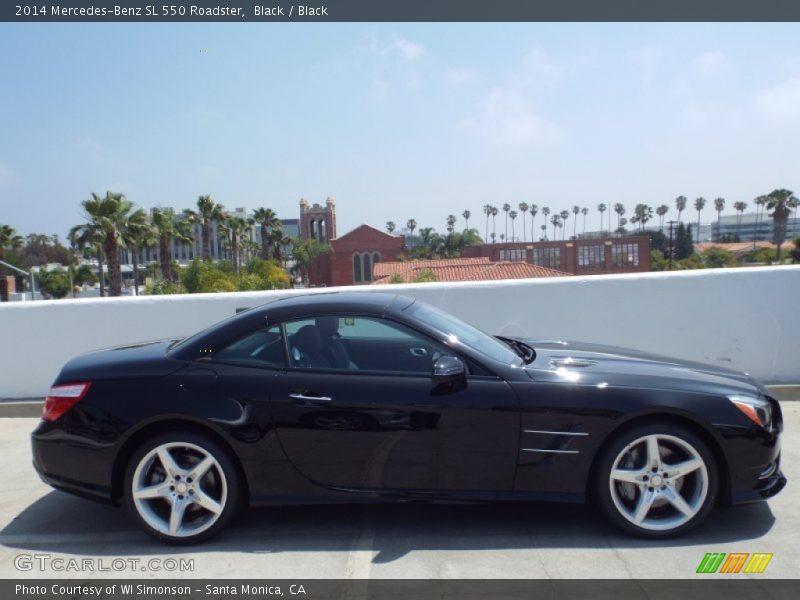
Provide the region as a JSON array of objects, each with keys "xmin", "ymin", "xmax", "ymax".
[
  {"xmin": 307, "ymin": 223, "xmax": 407, "ymax": 287},
  {"xmin": 461, "ymin": 236, "xmax": 651, "ymax": 274}
]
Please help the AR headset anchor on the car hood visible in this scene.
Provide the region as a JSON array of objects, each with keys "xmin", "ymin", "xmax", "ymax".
[
  {"xmin": 521, "ymin": 339, "xmax": 767, "ymax": 397},
  {"xmin": 55, "ymin": 339, "xmax": 187, "ymax": 384}
]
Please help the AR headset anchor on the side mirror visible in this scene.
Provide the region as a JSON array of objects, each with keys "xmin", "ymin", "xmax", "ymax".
[{"xmin": 432, "ymin": 355, "xmax": 466, "ymax": 385}]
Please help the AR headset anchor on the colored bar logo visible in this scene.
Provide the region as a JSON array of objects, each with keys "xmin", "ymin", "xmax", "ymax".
[{"xmin": 696, "ymin": 553, "xmax": 773, "ymax": 574}]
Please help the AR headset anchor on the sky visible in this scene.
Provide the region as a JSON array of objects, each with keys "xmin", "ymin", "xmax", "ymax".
[{"xmin": 1, "ymin": 22, "xmax": 799, "ymax": 241}]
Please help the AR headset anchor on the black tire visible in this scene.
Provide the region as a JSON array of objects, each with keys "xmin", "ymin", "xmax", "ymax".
[
  {"xmin": 124, "ymin": 431, "xmax": 243, "ymax": 544},
  {"xmin": 593, "ymin": 421, "xmax": 719, "ymax": 538}
]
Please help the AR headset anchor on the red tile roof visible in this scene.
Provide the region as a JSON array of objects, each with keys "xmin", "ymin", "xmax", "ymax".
[{"xmin": 372, "ymin": 258, "xmax": 568, "ymax": 284}]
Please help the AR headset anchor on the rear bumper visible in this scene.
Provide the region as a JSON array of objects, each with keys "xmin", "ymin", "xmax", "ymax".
[{"xmin": 31, "ymin": 423, "xmax": 116, "ymax": 504}]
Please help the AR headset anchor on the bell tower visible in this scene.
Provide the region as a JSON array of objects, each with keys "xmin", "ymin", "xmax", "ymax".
[{"xmin": 300, "ymin": 197, "xmax": 337, "ymax": 242}]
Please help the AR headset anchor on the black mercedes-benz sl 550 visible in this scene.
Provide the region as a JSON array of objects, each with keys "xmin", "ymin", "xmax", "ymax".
[{"xmin": 32, "ymin": 292, "xmax": 785, "ymax": 543}]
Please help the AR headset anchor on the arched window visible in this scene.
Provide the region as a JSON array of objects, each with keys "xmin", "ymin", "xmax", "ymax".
[
  {"xmin": 363, "ymin": 253, "xmax": 372, "ymax": 282},
  {"xmin": 310, "ymin": 219, "xmax": 317, "ymax": 239},
  {"xmin": 373, "ymin": 252, "xmax": 380, "ymax": 266},
  {"xmin": 353, "ymin": 254, "xmax": 362, "ymax": 283},
  {"xmin": 320, "ymin": 220, "xmax": 326, "ymax": 241}
]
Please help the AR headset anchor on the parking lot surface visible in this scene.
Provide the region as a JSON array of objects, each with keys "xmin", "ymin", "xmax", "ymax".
[{"xmin": 0, "ymin": 407, "xmax": 797, "ymax": 579}]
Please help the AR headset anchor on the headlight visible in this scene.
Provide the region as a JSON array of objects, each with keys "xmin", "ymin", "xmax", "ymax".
[{"xmin": 729, "ymin": 394, "xmax": 773, "ymax": 431}]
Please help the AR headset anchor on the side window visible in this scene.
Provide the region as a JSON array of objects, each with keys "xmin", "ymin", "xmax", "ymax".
[
  {"xmin": 284, "ymin": 315, "xmax": 451, "ymax": 374},
  {"xmin": 213, "ymin": 324, "xmax": 286, "ymax": 368}
]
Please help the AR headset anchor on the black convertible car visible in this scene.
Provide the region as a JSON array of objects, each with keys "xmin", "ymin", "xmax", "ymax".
[{"xmin": 32, "ymin": 292, "xmax": 785, "ymax": 543}]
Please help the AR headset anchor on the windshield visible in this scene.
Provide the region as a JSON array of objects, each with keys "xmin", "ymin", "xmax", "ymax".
[{"xmin": 405, "ymin": 302, "xmax": 522, "ymax": 366}]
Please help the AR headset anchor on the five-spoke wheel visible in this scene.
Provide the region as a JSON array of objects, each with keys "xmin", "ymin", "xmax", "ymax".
[
  {"xmin": 125, "ymin": 432, "xmax": 241, "ymax": 543},
  {"xmin": 595, "ymin": 423, "xmax": 718, "ymax": 537}
]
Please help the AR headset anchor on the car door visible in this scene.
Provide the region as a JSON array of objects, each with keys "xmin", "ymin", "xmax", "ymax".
[{"xmin": 269, "ymin": 314, "xmax": 520, "ymax": 492}]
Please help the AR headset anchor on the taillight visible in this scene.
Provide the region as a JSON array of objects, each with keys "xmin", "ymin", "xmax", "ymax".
[{"xmin": 42, "ymin": 382, "xmax": 91, "ymax": 421}]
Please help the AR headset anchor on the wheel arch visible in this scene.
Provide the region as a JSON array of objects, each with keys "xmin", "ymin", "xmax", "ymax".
[
  {"xmin": 111, "ymin": 417, "xmax": 250, "ymax": 503},
  {"xmin": 586, "ymin": 410, "xmax": 731, "ymax": 507}
]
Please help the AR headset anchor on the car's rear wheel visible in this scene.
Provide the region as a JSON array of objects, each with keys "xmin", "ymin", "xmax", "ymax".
[
  {"xmin": 594, "ymin": 422, "xmax": 718, "ymax": 537},
  {"xmin": 124, "ymin": 431, "xmax": 242, "ymax": 544}
]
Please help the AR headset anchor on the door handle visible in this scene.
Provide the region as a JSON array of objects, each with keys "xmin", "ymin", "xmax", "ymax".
[
  {"xmin": 410, "ymin": 347, "xmax": 428, "ymax": 357},
  {"xmin": 289, "ymin": 393, "xmax": 333, "ymax": 403}
]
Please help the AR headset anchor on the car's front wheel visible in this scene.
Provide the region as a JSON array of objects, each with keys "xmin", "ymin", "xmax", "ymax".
[
  {"xmin": 124, "ymin": 431, "xmax": 242, "ymax": 543},
  {"xmin": 594, "ymin": 422, "xmax": 718, "ymax": 537}
]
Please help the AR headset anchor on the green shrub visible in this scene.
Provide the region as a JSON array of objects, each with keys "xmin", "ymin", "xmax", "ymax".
[{"xmin": 145, "ymin": 279, "xmax": 188, "ymax": 295}]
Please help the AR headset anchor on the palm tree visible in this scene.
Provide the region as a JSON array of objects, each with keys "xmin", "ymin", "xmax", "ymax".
[
  {"xmin": 0, "ymin": 224, "xmax": 24, "ymax": 302},
  {"xmin": 754, "ymin": 195, "xmax": 768, "ymax": 248},
  {"xmin": 518, "ymin": 203, "xmax": 529, "ymax": 242},
  {"xmin": 152, "ymin": 208, "xmax": 193, "ymax": 281},
  {"xmin": 694, "ymin": 197, "xmax": 706, "ymax": 243},
  {"xmin": 386, "ymin": 221, "xmax": 396, "ymax": 233},
  {"xmin": 482, "ymin": 204, "xmax": 493, "ymax": 242},
  {"xmin": 733, "ymin": 201, "xmax": 747, "ymax": 230},
  {"xmin": 69, "ymin": 223, "xmax": 105, "ymax": 297},
  {"xmin": 268, "ymin": 226, "xmax": 289, "ymax": 262},
  {"xmin": 675, "ymin": 195, "xmax": 687, "ymax": 224},
  {"xmin": 614, "ymin": 203, "xmax": 626, "ymax": 231},
  {"xmin": 571, "ymin": 205, "xmax": 580, "ymax": 238},
  {"xmin": 540, "ymin": 224, "xmax": 547, "ymax": 241},
  {"xmin": 446, "ymin": 214, "xmax": 457, "ymax": 234},
  {"xmin": 406, "ymin": 218, "xmax": 417, "ymax": 239},
  {"xmin": 550, "ymin": 214, "xmax": 561, "ymax": 240},
  {"xmin": 713, "ymin": 197, "xmax": 725, "ymax": 240},
  {"xmin": 766, "ymin": 189, "xmax": 799, "ymax": 261},
  {"xmin": 120, "ymin": 209, "xmax": 153, "ymax": 295},
  {"xmin": 581, "ymin": 207, "xmax": 588, "ymax": 234},
  {"xmin": 219, "ymin": 214, "xmax": 250, "ymax": 272},
  {"xmin": 541, "ymin": 207, "xmax": 550, "ymax": 232},
  {"xmin": 634, "ymin": 204, "xmax": 654, "ymax": 231},
  {"xmin": 656, "ymin": 205, "xmax": 669, "ymax": 231},
  {"xmin": 184, "ymin": 195, "xmax": 225, "ymax": 260},
  {"xmin": 530, "ymin": 204, "xmax": 538, "ymax": 242},
  {"xmin": 502, "ymin": 203, "xmax": 511, "ymax": 241},
  {"xmin": 559, "ymin": 210, "xmax": 569, "ymax": 240},
  {"xmin": 461, "ymin": 210, "xmax": 471, "ymax": 231},
  {"xmin": 597, "ymin": 203, "xmax": 607, "ymax": 235},
  {"xmin": 72, "ymin": 191, "xmax": 136, "ymax": 296},
  {"xmin": 509, "ymin": 210, "xmax": 518, "ymax": 241},
  {"xmin": 491, "ymin": 207, "xmax": 499, "ymax": 241},
  {"xmin": 253, "ymin": 208, "xmax": 280, "ymax": 260}
]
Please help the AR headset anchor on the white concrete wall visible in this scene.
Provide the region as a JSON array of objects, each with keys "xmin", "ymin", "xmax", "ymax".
[{"xmin": 1, "ymin": 266, "xmax": 798, "ymax": 399}]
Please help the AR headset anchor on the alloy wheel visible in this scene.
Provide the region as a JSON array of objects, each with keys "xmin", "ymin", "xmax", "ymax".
[
  {"xmin": 608, "ymin": 433, "xmax": 709, "ymax": 532},
  {"xmin": 131, "ymin": 442, "xmax": 228, "ymax": 538}
]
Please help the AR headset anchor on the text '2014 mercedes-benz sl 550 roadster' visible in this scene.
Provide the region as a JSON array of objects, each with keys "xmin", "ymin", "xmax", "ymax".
[{"xmin": 32, "ymin": 292, "xmax": 786, "ymax": 543}]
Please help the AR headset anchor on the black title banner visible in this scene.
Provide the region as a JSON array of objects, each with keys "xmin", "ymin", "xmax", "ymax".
[
  {"xmin": 4, "ymin": 579, "xmax": 800, "ymax": 599},
  {"xmin": 3, "ymin": 0, "xmax": 800, "ymax": 22}
]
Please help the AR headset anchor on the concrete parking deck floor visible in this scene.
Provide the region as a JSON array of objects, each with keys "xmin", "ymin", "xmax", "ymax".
[{"xmin": 0, "ymin": 408, "xmax": 797, "ymax": 579}]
